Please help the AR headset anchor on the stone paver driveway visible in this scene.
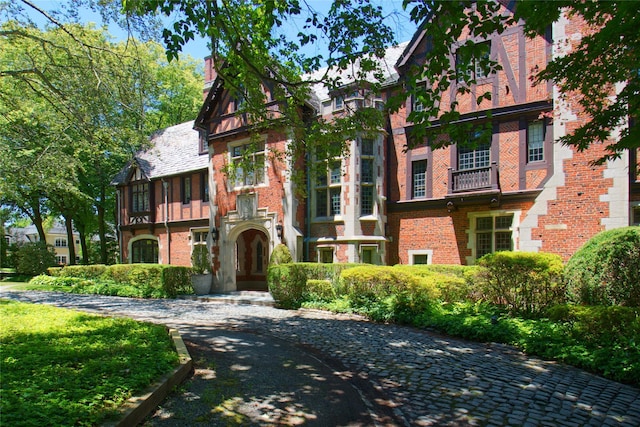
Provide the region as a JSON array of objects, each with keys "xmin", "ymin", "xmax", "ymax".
[{"xmin": 3, "ymin": 291, "xmax": 639, "ymax": 426}]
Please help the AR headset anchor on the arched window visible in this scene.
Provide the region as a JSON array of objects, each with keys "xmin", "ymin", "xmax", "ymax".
[{"xmin": 131, "ymin": 239, "xmax": 158, "ymax": 263}]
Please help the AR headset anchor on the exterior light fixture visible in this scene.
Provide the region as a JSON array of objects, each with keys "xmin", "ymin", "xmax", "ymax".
[
  {"xmin": 275, "ymin": 223, "xmax": 283, "ymax": 240},
  {"xmin": 211, "ymin": 226, "xmax": 219, "ymax": 242}
]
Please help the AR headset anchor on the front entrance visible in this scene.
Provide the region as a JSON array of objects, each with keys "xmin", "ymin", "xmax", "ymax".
[{"xmin": 235, "ymin": 228, "xmax": 269, "ymax": 291}]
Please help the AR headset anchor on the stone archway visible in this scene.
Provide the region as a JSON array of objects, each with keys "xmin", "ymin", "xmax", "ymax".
[{"xmin": 234, "ymin": 228, "xmax": 269, "ymax": 291}]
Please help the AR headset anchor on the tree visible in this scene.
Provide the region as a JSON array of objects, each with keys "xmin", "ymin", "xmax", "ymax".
[
  {"xmin": 123, "ymin": 0, "xmax": 639, "ymax": 164},
  {"xmin": 1, "ymin": 6, "xmax": 203, "ymax": 263}
]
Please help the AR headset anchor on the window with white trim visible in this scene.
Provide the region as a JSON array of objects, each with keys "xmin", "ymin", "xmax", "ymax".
[
  {"xmin": 412, "ymin": 159, "xmax": 427, "ymax": 199},
  {"xmin": 229, "ymin": 140, "xmax": 265, "ymax": 188},
  {"xmin": 632, "ymin": 205, "xmax": 640, "ymax": 226},
  {"xmin": 456, "ymin": 41, "xmax": 491, "ymax": 82},
  {"xmin": 360, "ymin": 138, "xmax": 375, "ymax": 216},
  {"xmin": 459, "ymin": 143, "xmax": 490, "ymax": 170},
  {"xmin": 56, "ymin": 255, "xmax": 67, "ymax": 265},
  {"xmin": 319, "ymin": 247, "xmax": 334, "ymax": 264},
  {"xmin": 315, "ymin": 159, "xmax": 342, "ymax": 218},
  {"xmin": 360, "ymin": 244, "xmax": 378, "ymax": 265},
  {"xmin": 55, "ymin": 238, "xmax": 67, "ymax": 248},
  {"xmin": 474, "ymin": 214, "xmax": 514, "ymax": 259},
  {"xmin": 527, "ymin": 120, "xmax": 545, "ymax": 163}
]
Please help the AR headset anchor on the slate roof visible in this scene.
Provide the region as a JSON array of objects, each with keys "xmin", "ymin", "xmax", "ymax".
[
  {"xmin": 112, "ymin": 120, "xmax": 207, "ymax": 185},
  {"xmin": 306, "ymin": 41, "xmax": 410, "ymax": 102}
]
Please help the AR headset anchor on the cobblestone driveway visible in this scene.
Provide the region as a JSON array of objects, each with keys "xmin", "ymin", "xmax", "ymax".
[{"xmin": 3, "ymin": 291, "xmax": 639, "ymax": 426}]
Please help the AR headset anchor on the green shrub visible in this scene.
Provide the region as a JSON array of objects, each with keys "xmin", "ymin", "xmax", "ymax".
[
  {"xmin": 58, "ymin": 264, "xmax": 107, "ymax": 279},
  {"xmin": 564, "ymin": 227, "xmax": 640, "ymax": 306},
  {"xmin": 340, "ymin": 266, "xmax": 439, "ymax": 323},
  {"xmin": 13, "ymin": 242, "xmax": 57, "ymax": 276},
  {"xmin": 47, "ymin": 267, "xmax": 63, "ymax": 277},
  {"xmin": 267, "ymin": 263, "xmax": 307, "ymax": 308},
  {"xmin": 269, "ymin": 243, "xmax": 293, "ymax": 265},
  {"xmin": 102, "ymin": 264, "xmax": 191, "ymax": 298},
  {"xmin": 191, "ymin": 244, "xmax": 210, "ymax": 274},
  {"xmin": 162, "ymin": 266, "xmax": 193, "ymax": 297},
  {"xmin": 392, "ymin": 264, "xmax": 476, "ymax": 302},
  {"xmin": 477, "ymin": 251, "xmax": 565, "ymax": 317},
  {"xmin": 306, "ymin": 279, "xmax": 334, "ymax": 302}
]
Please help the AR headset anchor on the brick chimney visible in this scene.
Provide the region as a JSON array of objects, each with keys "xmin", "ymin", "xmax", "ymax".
[{"xmin": 203, "ymin": 55, "xmax": 217, "ymax": 100}]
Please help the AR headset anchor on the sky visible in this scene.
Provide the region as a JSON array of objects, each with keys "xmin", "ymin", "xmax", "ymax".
[{"xmin": 25, "ymin": 0, "xmax": 417, "ymax": 62}]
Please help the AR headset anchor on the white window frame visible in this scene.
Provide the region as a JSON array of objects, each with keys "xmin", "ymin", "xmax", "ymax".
[
  {"xmin": 408, "ymin": 249, "xmax": 433, "ymax": 265},
  {"xmin": 527, "ymin": 120, "xmax": 545, "ymax": 163},
  {"xmin": 314, "ymin": 158, "xmax": 342, "ymax": 219},
  {"xmin": 466, "ymin": 210, "xmax": 520, "ymax": 264},
  {"xmin": 317, "ymin": 247, "xmax": 334, "ymax": 264},
  {"xmin": 55, "ymin": 238, "xmax": 67, "ymax": 248},
  {"xmin": 359, "ymin": 244, "xmax": 379, "ymax": 265},
  {"xmin": 360, "ymin": 137, "xmax": 377, "ymax": 217},
  {"xmin": 228, "ymin": 138, "xmax": 267, "ymax": 190}
]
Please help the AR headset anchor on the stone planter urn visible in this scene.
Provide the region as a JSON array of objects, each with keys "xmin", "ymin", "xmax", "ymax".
[{"xmin": 191, "ymin": 273, "xmax": 212, "ymax": 295}]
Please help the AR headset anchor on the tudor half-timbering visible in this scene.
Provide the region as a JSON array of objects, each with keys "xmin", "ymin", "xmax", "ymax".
[
  {"xmin": 113, "ymin": 1, "xmax": 638, "ymax": 293},
  {"xmin": 386, "ymin": 2, "xmax": 633, "ymax": 265},
  {"xmin": 113, "ymin": 121, "xmax": 210, "ymax": 266}
]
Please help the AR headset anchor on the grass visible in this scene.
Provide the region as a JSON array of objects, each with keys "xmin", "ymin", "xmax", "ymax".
[{"xmin": 0, "ymin": 299, "xmax": 180, "ymax": 427}]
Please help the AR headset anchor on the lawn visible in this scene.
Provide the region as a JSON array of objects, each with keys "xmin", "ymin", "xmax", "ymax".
[{"xmin": 0, "ymin": 299, "xmax": 179, "ymax": 427}]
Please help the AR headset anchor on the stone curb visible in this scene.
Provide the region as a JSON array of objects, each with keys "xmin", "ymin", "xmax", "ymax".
[{"xmin": 103, "ymin": 328, "xmax": 193, "ymax": 427}]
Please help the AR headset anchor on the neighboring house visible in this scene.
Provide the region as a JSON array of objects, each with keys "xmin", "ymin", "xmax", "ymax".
[
  {"xmin": 114, "ymin": 2, "xmax": 639, "ymax": 292},
  {"xmin": 10, "ymin": 221, "xmax": 81, "ymax": 265},
  {"xmin": 112, "ymin": 121, "xmax": 210, "ymax": 266}
]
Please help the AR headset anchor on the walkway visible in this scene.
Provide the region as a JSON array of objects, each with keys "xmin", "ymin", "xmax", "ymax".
[{"xmin": 2, "ymin": 290, "xmax": 639, "ymax": 426}]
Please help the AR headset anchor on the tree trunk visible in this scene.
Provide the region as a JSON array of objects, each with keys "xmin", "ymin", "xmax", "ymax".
[
  {"xmin": 97, "ymin": 185, "xmax": 108, "ymax": 264},
  {"xmin": 64, "ymin": 214, "xmax": 76, "ymax": 265}
]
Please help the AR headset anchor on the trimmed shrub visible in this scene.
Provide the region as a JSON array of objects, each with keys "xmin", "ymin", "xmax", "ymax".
[
  {"xmin": 47, "ymin": 267, "xmax": 63, "ymax": 277},
  {"xmin": 477, "ymin": 251, "xmax": 565, "ymax": 317},
  {"xmin": 564, "ymin": 227, "xmax": 640, "ymax": 306},
  {"xmin": 162, "ymin": 266, "xmax": 193, "ymax": 297},
  {"xmin": 13, "ymin": 242, "xmax": 57, "ymax": 276},
  {"xmin": 102, "ymin": 264, "xmax": 192, "ymax": 298},
  {"xmin": 269, "ymin": 244, "xmax": 293, "ymax": 265},
  {"xmin": 306, "ymin": 279, "xmax": 334, "ymax": 302},
  {"xmin": 267, "ymin": 263, "xmax": 307, "ymax": 308},
  {"xmin": 392, "ymin": 264, "xmax": 477, "ymax": 302},
  {"xmin": 58, "ymin": 264, "xmax": 107, "ymax": 279},
  {"xmin": 340, "ymin": 265, "xmax": 439, "ymax": 323}
]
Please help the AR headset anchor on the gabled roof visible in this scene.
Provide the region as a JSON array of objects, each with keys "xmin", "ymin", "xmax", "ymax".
[
  {"xmin": 111, "ymin": 120, "xmax": 207, "ymax": 185},
  {"xmin": 305, "ymin": 41, "xmax": 410, "ymax": 102}
]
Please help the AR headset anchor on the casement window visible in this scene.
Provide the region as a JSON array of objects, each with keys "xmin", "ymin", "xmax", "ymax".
[
  {"xmin": 233, "ymin": 85, "xmax": 246, "ymax": 111},
  {"xmin": 201, "ymin": 172, "xmax": 209, "ymax": 202},
  {"xmin": 256, "ymin": 241, "xmax": 264, "ymax": 273},
  {"xmin": 131, "ymin": 182, "xmax": 150, "ymax": 213},
  {"xmin": 632, "ymin": 205, "xmax": 640, "ymax": 226},
  {"xmin": 412, "ymin": 159, "xmax": 427, "ymax": 199},
  {"xmin": 192, "ymin": 229, "xmax": 208, "ymax": 246},
  {"xmin": 319, "ymin": 247, "xmax": 334, "ymax": 264},
  {"xmin": 474, "ymin": 214, "xmax": 514, "ymax": 259},
  {"xmin": 131, "ymin": 239, "xmax": 159, "ymax": 263},
  {"xmin": 315, "ymin": 159, "xmax": 342, "ymax": 217},
  {"xmin": 55, "ymin": 238, "xmax": 67, "ymax": 248},
  {"xmin": 55, "ymin": 255, "xmax": 67, "ymax": 265},
  {"xmin": 527, "ymin": 120, "xmax": 545, "ymax": 163},
  {"xmin": 360, "ymin": 245, "xmax": 378, "ymax": 265},
  {"xmin": 456, "ymin": 41, "xmax": 491, "ymax": 82},
  {"xmin": 230, "ymin": 141, "xmax": 265, "ymax": 188},
  {"xmin": 333, "ymin": 95, "xmax": 344, "ymax": 111},
  {"xmin": 182, "ymin": 176, "xmax": 192, "ymax": 204},
  {"xmin": 360, "ymin": 138, "xmax": 375, "ymax": 216},
  {"xmin": 459, "ymin": 143, "xmax": 490, "ymax": 170}
]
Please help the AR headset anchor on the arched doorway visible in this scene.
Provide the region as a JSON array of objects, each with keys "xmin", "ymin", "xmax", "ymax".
[{"xmin": 234, "ymin": 228, "xmax": 269, "ymax": 291}]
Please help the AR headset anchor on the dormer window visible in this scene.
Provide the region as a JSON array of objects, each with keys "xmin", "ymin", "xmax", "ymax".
[{"xmin": 333, "ymin": 95, "xmax": 344, "ymax": 111}]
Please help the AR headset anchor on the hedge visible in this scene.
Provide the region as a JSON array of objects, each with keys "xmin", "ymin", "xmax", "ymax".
[
  {"xmin": 42, "ymin": 263, "xmax": 193, "ymax": 298},
  {"xmin": 564, "ymin": 226, "xmax": 640, "ymax": 306},
  {"xmin": 476, "ymin": 251, "xmax": 565, "ymax": 317}
]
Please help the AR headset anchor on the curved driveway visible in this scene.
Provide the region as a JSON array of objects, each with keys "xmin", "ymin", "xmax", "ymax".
[{"xmin": 3, "ymin": 291, "xmax": 639, "ymax": 426}]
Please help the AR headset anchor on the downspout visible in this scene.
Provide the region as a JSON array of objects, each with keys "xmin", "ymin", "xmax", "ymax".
[
  {"xmin": 116, "ymin": 189, "xmax": 123, "ymax": 263},
  {"xmin": 162, "ymin": 179, "xmax": 171, "ymax": 264},
  {"xmin": 305, "ymin": 151, "xmax": 311, "ymax": 262}
]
